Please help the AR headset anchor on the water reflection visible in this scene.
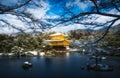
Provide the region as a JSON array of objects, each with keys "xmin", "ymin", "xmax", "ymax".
[
  {"xmin": 0, "ymin": 53, "xmax": 120, "ymax": 78},
  {"xmin": 66, "ymin": 52, "xmax": 70, "ymax": 57},
  {"xmin": 44, "ymin": 57, "xmax": 52, "ymax": 67}
]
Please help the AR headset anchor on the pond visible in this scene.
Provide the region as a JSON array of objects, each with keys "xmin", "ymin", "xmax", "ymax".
[{"xmin": 0, "ymin": 52, "xmax": 120, "ymax": 78}]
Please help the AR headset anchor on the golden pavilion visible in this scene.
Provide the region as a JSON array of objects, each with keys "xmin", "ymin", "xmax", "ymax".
[{"xmin": 46, "ymin": 33, "xmax": 70, "ymax": 52}]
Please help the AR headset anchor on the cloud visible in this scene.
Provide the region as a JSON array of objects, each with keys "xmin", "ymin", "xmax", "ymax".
[
  {"xmin": 0, "ymin": 14, "xmax": 27, "ymax": 34},
  {"xmin": 0, "ymin": 0, "xmax": 119, "ymax": 34},
  {"xmin": 108, "ymin": 9, "xmax": 120, "ymax": 15},
  {"xmin": 66, "ymin": 0, "xmax": 92, "ymax": 11},
  {"xmin": 0, "ymin": 0, "xmax": 51, "ymax": 34},
  {"xmin": 94, "ymin": 15, "xmax": 114, "ymax": 23},
  {"xmin": 27, "ymin": 0, "xmax": 50, "ymax": 19},
  {"xmin": 0, "ymin": 14, "xmax": 27, "ymax": 28},
  {"xmin": 48, "ymin": 24, "xmax": 85, "ymax": 32},
  {"xmin": 0, "ymin": 26, "xmax": 18, "ymax": 34}
]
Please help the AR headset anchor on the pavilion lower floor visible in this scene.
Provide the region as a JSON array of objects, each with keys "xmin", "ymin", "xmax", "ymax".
[{"xmin": 52, "ymin": 46, "xmax": 69, "ymax": 52}]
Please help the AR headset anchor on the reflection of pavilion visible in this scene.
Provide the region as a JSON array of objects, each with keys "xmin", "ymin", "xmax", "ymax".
[{"xmin": 46, "ymin": 33, "xmax": 70, "ymax": 52}]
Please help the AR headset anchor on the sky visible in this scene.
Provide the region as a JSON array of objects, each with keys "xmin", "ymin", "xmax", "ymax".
[{"xmin": 0, "ymin": 0, "xmax": 119, "ymax": 34}]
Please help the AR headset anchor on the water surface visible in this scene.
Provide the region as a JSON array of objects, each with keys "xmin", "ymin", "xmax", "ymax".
[{"xmin": 0, "ymin": 53, "xmax": 120, "ymax": 78}]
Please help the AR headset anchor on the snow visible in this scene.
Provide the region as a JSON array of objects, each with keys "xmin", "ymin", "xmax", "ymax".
[
  {"xmin": 46, "ymin": 40, "xmax": 64, "ymax": 42},
  {"xmin": 25, "ymin": 51, "xmax": 38, "ymax": 55},
  {"xmin": 50, "ymin": 33, "xmax": 67, "ymax": 36}
]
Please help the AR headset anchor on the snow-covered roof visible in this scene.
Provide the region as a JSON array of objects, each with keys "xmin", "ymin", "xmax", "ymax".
[
  {"xmin": 50, "ymin": 33, "xmax": 67, "ymax": 36},
  {"xmin": 46, "ymin": 40, "xmax": 64, "ymax": 42}
]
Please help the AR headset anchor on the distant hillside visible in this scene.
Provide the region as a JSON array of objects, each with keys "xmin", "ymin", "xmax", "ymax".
[
  {"xmin": 69, "ymin": 24, "xmax": 120, "ymax": 35},
  {"xmin": 96, "ymin": 24, "xmax": 120, "ymax": 34}
]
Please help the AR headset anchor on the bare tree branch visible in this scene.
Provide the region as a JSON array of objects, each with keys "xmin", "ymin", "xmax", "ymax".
[
  {"xmin": 93, "ymin": 18, "xmax": 119, "ymax": 43},
  {"xmin": 90, "ymin": 0, "xmax": 99, "ymax": 12},
  {"xmin": 112, "ymin": 2, "xmax": 120, "ymax": 12},
  {"xmin": 0, "ymin": 19, "xmax": 25, "ymax": 32},
  {"xmin": 0, "ymin": 0, "xmax": 32, "ymax": 14}
]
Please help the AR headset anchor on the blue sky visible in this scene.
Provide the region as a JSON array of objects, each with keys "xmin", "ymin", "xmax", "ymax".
[
  {"xmin": 0, "ymin": 0, "xmax": 17, "ymax": 6},
  {"xmin": 47, "ymin": 0, "xmax": 72, "ymax": 15},
  {"xmin": 46, "ymin": 0, "xmax": 91, "ymax": 15},
  {"xmin": 0, "ymin": 0, "xmax": 119, "ymax": 34}
]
